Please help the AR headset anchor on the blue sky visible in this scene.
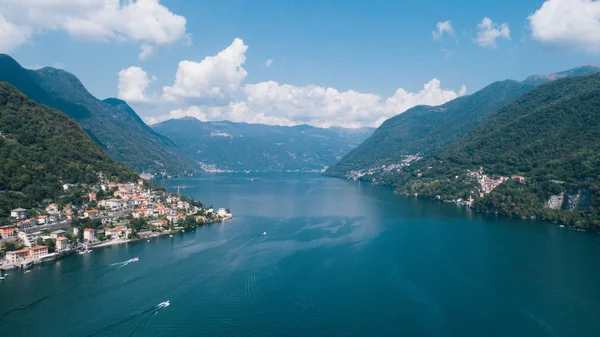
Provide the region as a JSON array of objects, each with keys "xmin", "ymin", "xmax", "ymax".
[{"xmin": 2, "ymin": 0, "xmax": 599, "ymax": 127}]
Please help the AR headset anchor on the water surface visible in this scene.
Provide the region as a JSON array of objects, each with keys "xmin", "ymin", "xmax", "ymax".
[{"xmin": 1, "ymin": 173, "xmax": 599, "ymax": 336}]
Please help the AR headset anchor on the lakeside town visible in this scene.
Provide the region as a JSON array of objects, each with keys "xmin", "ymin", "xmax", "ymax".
[{"xmin": 0, "ymin": 176, "xmax": 231, "ymax": 271}]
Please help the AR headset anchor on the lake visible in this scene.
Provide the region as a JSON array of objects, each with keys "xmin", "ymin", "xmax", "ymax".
[{"xmin": 1, "ymin": 173, "xmax": 600, "ymax": 336}]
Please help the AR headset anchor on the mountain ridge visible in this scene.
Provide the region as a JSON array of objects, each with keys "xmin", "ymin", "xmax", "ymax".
[
  {"xmin": 152, "ymin": 117, "xmax": 374, "ymax": 172},
  {"xmin": 0, "ymin": 54, "xmax": 194, "ymax": 175}
]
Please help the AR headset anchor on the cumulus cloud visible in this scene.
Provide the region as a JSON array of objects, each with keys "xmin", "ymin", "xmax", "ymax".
[
  {"xmin": 475, "ymin": 17, "xmax": 510, "ymax": 47},
  {"xmin": 265, "ymin": 58, "xmax": 273, "ymax": 67},
  {"xmin": 148, "ymin": 78, "xmax": 467, "ymax": 128},
  {"xmin": 139, "ymin": 43, "xmax": 154, "ymax": 60},
  {"xmin": 432, "ymin": 21, "xmax": 455, "ymax": 40},
  {"xmin": 0, "ymin": 14, "xmax": 31, "ymax": 53},
  {"xmin": 529, "ymin": 0, "xmax": 600, "ymax": 53},
  {"xmin": 162, "ymin": 38, "xmax": 248, "ymax": 101},
  {"xmin": 118, "ymin": 66, "xmax": 154, "ymax": 102},
  {"xmin": 0, "ymin": 0, "xmax": 188, "ymax": 54}
]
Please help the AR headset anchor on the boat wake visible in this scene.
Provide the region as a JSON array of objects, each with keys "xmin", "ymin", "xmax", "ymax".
[
  {"xmin": 88, "ymin": 300, "xmax": 170, "ymax": 337},
  {"xmin": 110, "ymin": 257, "xmax": 139, "ymax": 269}
]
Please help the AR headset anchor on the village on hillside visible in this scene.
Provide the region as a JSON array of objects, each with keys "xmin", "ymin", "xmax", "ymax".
[{"xmin": 0, "ymin": 177, "xmax": 231, "ymax": 270}]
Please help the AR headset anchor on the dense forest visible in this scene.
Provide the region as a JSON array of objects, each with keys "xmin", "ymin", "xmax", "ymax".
[{"xmin": 0, "ymin": 83, "xmax": 139, "ymax": 217}]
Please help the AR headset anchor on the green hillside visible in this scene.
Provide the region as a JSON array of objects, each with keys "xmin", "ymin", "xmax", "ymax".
[
  {"xmin": 326, "ymin": 80, "xmax": 533, "ymax": 177},
  {"xmin": 394, "ymin": 73, "xmax": 600, "ymax": 228},
  {"xmin": 0, "ymin": 83, "xmax": 139, "ymax": 216},
  {"xmin": 0, "ymin": 54, "xmax": 194, "ymax": 175}
]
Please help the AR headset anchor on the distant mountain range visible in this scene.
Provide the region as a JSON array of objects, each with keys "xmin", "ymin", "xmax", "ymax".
[
  {"xmin": 327, "ymin": 65, "xmax": 600, "ymax": 179},
  {"xmin": 152, "ymin": 117, "xmax": 374, "ymax": 172},
  {"xmin": 0, "ymin": 83, "xmax": 138, "ymax": 217},
  {"xmin": 0, "ymin": 54, "xmax": 194, "ymax": 175}
]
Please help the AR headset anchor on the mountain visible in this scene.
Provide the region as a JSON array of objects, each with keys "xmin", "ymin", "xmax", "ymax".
[
  {"xmin": 151, "ymin": 117, "xmax": 374, "ymax": 171},
  {"xmin": 394, "ymin": 73, "xmax": 600, "ymax": 228},
  {"xmin": 0, "ymin": 54, "xmax": 194, "ymax": 175},
  {"xmin": 0, "ymin": 82, "xmax": 139, "ymax": 217},
  {"xmin": 326, "ymin": 80, "xmax": 534, "ymax": 177},
  {"xmin": 522, "ymin": 65, "xmax": 600, "ymax": 86}
]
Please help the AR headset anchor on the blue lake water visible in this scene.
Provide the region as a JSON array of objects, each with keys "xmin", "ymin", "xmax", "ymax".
[{"xmin": 1, "ymin": 173, "xmax": 600, "ymax": 336}]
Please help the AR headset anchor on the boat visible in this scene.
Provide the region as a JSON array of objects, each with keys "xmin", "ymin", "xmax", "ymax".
[
  {"xmin": 157, "ymin": 300, "xmax": 170, "ymax": 308},
  {"xmin": 559, "ymin": 225, "xmax": 565, "ymax": 228},
  {"xmin": 24, "ymin": 270, "xmax": 31, "ymax": 274},
  {"xmin": 0, "ymin": 276, "xmax": 5, "ymax": 280},
  {"xmin": 262, "ymin": 232, "xmax": 267, "ymax": 235},
  {"xmin": 169, "ymin": 234, "xmax": 174, "ymax": 238},
  {"xmin": 131, "ymin": 257, "xmax": 139, "ymax": 262},
  {"xmin": 147, "ymin": 239, "xmax": 150, "ymax": 242}
]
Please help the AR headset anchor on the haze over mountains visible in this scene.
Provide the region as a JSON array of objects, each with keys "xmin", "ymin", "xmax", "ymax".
[{"xmin": 152, "ymin": 117, "xmax": 374, "ymax": 172}]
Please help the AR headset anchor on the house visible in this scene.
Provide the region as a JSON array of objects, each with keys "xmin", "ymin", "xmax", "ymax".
[
  {"xmin": 73, "ymin": 227, "xmax": 79, "ymax": 236},
  {"xmin": 83, "ymin": 228, "xmax": 95, "ymax": 241},
  {"xmin": 217, "ymin": 208, "xmax": 231, "ymax": 218},
  {"xmin": 65, "ymin": 211, "xmax": 74, "ymax": 220},
  {"xmin": 137, "ymin": 178, "xmax": 144, "ymax": 186},
  {"xmin": 51, "ymin": 230, "xmax": 67, "ymax": 239},
  {"xmin": 45, "ymin": 204, "xmax": 59, "ymax": 214},
  {"xmin": 88, "ymin": 192, "xmax": 97, "ymax": 201},
  {"xmin": 29, "ymin": 245, "xmax": 49, "ymax": 259},
  {"xmin": 10, "ymin": 208, "xmax": 27, "ymax": 220},
  {"xmin": 84, "ymin": 209, "xmax": 99, "ymax": 218},
  {"xmin": 36, "ymin": 215, "xmax": 48, "ymax": 225},
  {"xmin": 512, "ymin": 175, "xmax": 526, "ymax": 183},
  {"xmin": 6, "ymin": 249, "xmax": 30, "ymax": 263},
  {"xmin": 6, "ymin": 245, "xmax": 49, "ymax": 263},
  {"xmin": 102, "ymin": 199, "xmax": 124, "ymax": 210},
  {"xmin": 105, "ymin": 226, "xmax": 131, "ymax": 238},
  {"xmin": 148, "ymin": 220, "xmax": 168, "ymax": 228},
  {"xmin": 56, "ymin": 237, "xmax": 69, "ymax": 251},
  {"xmin": 0, "ymin": 225, "xmax": 16, "ymax": 238}
]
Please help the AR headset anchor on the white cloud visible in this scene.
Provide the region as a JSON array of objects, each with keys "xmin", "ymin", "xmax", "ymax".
[
  {"xmin": 139, "ymin": 43, "xmax": 154, "ymax": 60},
  {"xmin": 265, "ymin": 58, "xmax": 273, "ymax": 67},
  {"xmin": 162, "ymin": 38, "xmax": 248, "ymax": 101},
  {"xmin": 118, "ymin": 66, "xmax": 154, "ymax": 103},
  {"xmin": 149, "ymin": 78, "xmax": 467, "ymax": 128},
  {"xmin": 475, "ymin": 17, "xmax": 510, "ymax": 47},
  {"xmin": 0, "ymin": 14, "xmax": 31, "ymax": 53},
  {"xmin": 432, "ymin": 21, "xmax": 455, "ymax": 40},
  {"xmin": 0, "ymin": 0, "xmax": 188, "ymax": 54},
  {"xmin": 529, "ymin": 0, "xmax": 600, "ymax": 53}
]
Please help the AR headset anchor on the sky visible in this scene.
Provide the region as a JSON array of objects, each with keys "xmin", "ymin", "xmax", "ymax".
[{"xmin": 1, "ymin": 0, "xmax": 599, "ymax": 128}]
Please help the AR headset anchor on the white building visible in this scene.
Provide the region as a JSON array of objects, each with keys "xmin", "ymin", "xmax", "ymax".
[
  {"xmin": 10, "ymin": 208, "xmax": 27, "ymax": 220},
  {"xmin": 83, "ymin": 228, "xmax": 95, "ymax": 241}
]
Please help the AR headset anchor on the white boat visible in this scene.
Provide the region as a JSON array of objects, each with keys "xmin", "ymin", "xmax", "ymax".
[
  {"xmin": 0, "ymin": 276, "xmax": 5, "ymax": 280},
  {"xmin": 24, "ymin": 270, "xmax": 31, "ymax": 274},
  {"xmin": 157, "ymin": 300, "xmax": 170, "ymax": 308},
  {"xmin": 262, "ymin": 232, "xmax": 267, "ymax": 235},
  {"xmin": 131, "ymin": 257, "xmax": 139, "ymax": 262},
  {"xmin": 559, "ymin": 225, "xmax": 565, "ymax": 228},
  {"xmin": 147, "ymin": 239, "xmax": 150, "ymax": 242},
  {"xmin": 169, "ymin": 235, "xmax": 174, "ymax": 238}
]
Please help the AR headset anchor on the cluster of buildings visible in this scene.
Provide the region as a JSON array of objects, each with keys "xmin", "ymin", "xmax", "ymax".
[
  {"xmin": 468, "ymin": 168, "xmax": 526, "ymax": 197},
  {"xmin": 346, "ymin": 154, "xmax": 422, "ymax": 181},
  {"xmin": 2, "ymin": 177, "xmax": 232, "ymax": 267}
]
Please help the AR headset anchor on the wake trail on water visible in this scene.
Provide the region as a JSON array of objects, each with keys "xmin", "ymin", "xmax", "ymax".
[
  {"xmin": 0, "ymin": 257, "xmax": 139, "ymax": 322},
  {"xmin": 87, "ymin": 301, "xmax": 169, "ymax": 337}
]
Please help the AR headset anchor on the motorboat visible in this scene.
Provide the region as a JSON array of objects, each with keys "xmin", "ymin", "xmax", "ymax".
[{"xmin": 157, "ymin": 300, "xmax": 170, "ymax": 308}]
